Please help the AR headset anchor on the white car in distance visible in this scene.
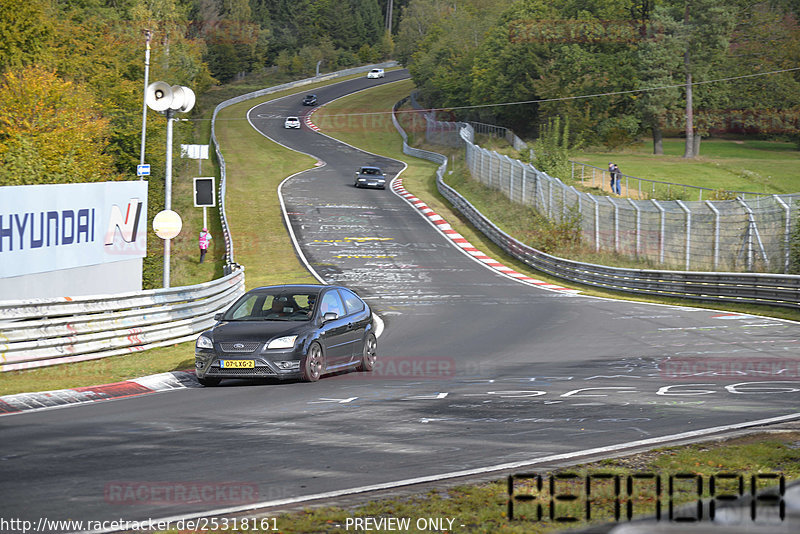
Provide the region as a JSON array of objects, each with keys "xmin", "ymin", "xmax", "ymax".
[
  {"xmin": 284, "ymin": 116, "xmax": 301, "ymax": 129},
  {"xmin": 367, "ymin": 68, "xmax": 385, "ymax": 79}
]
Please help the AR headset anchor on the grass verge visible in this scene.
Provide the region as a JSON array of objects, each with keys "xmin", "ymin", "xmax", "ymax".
[{"xmin": 574, "ymin": 138, "xmax": 800, "ymax": 196}]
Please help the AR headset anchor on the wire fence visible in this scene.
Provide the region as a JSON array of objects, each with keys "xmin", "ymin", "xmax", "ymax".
[{"xmin": 422, "ymin": 115, "xmax": 800, "ymax": 273}]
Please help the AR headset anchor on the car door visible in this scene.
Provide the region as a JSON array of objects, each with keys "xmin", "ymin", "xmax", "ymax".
[
  {"xmin": 338, "ymin": 288, "xmax": 368, "ymax": 361},
  {"xmin": 316, "ymin": 289, "xmax": 351, "ymax": 368}
]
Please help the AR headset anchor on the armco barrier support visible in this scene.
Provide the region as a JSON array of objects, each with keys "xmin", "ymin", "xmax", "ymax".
[{"xmin": 392, "ymin": 97, "xmax": 800, "ymax": 309}]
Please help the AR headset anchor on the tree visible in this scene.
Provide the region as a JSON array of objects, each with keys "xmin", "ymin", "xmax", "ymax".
[
  {"xmin": 0, "ymin": 67, "xmax": 119, "ymax": 185},
  {"xmin": 635, "ymin": 5, "xmax": 683, "ymax": 154},
  {"xmin": 0, "ymin": 0, "xmax": 53, "ymax": 74},
  {"xmin": 660, "ymin": 0, "xmax": 737, "ymax": 157}
]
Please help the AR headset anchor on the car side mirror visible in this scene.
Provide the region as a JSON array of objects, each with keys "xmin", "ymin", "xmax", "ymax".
[
  {"xmin": 322, "ymin": 312, "xmax": 339, "ymax": 323},
  {"xmin": 214, "ymin": 313, "xmax": 223, "ymax": 321}
]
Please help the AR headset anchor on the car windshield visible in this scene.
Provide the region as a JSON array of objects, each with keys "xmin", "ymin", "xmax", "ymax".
[
  {"xmin": 360, "ymin": 168, "xmax": 380, "ymax": 175},
  {"xmin": 223, "ymin": 291, "xmax": 318, "ymax": 321}
]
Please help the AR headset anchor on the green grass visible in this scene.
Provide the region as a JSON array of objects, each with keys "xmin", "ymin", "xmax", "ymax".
[
  {"xmin": 160, "ymin": 430, "xmax": 800, "ymax": 533},
  {"xmin": 573, "ymin": 138, "xmax": 800, "ymax": 196}
]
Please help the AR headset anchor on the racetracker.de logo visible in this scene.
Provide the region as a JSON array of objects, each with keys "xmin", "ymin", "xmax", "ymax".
[
  {"xmin": 335, "ymin": 356, "xmax": 456, "ymax": 380},
  {"xmin": 660, "ymin": 358, "xmax": 800, "ymax": 381},
  {"xmin": 104, "ymin": 481, "xmax": 259, "ymax": 505}
]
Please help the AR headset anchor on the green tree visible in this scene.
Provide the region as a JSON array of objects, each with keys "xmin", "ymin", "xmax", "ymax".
[
  {"xmin": 0, "ymin": 67, "xmax": 120, "ymax": 185},
  {"xmin": 0, "ymin": 0, "xmax": 53, "ymax": 73}
]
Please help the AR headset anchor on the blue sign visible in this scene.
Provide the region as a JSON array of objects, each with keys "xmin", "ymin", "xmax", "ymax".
[{"xmin": 137, "ymin": 164, "xmax": 151, "ymax": 177}]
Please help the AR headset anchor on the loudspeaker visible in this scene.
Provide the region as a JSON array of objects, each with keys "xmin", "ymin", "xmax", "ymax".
[
  {"xmin": 145, "ymin": 81, "xmax": 173, "ymax": 112},
  {"xmin": 169, "ymin": 85, "xmax": 195, "ymax": 113}
]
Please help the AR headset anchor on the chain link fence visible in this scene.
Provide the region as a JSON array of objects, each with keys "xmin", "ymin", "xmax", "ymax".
[{"xmin": 422, "ymin": 114, "xmax": 799, "ymax": 273}]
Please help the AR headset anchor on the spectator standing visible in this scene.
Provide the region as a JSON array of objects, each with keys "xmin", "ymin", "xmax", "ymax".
[
  {"xmin": 612, "ymin": 164, "xmax": 622, "ymax": 195},
  {"xmin": 199, "ymin": 228, "xmax": 212, "ymax": 263},
  {"xmin": 608, "ymin": 162, "xmax": 615, "ymax": 192}
]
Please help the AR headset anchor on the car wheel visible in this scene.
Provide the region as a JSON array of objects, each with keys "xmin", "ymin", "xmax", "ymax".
[
  {"xmin": 198, "ymin": 376, "xmax": 221, "ymax": 387},
  {"xmin": 356, "ymin": 333, "xmax": 377, "ymax": 372},
  {"xmin": 301, "ymin": 342, "xmax": 324, "ymax": 382}
]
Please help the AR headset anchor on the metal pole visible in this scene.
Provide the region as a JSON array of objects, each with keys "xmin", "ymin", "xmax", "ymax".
[
  {"xmin": 608, "ymin": 198, "xmax": 619, "ymax": 252},
  {"xmin": 705, "ymin": 200, "xmax": 720, "ymax": 270},
  {"xmin": 592, "ymin": 196, "xmax": 600, "ymax": 251},
  {"xmin": 652, "ymin": 199, "xmax": 665, "ymax": 264},
  {"xmin": 139, "ymin": 29, "xmax": 152, "ymax": 174},
  {"xmin": 163, "ymin": 110, "xmax": 174, "ymax": 288},
  {"xmin": 676, "ymin": 200, "xmax": 691, "ymax": 270},
  {"xmin": 773, "ymin": 195, "xmax": 791, "ymax": 273},
  {"xmin": 627, "ymin": 198, "xmax": 640, "ymax": 257}
]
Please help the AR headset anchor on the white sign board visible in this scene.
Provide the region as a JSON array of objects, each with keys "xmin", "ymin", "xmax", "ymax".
[
  {"xmin": 180, "ymin": 144, "xmax": 209, "ymax": 160},
  {"xmin": 137, "ymin": 164, "xmax": 151, "ymax": 176},
  {"xmin": 0, "ymin": 181, "xmax": 149, "ymax": 278}
]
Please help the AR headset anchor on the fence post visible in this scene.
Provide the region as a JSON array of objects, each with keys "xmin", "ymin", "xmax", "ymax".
[
  {"xmin": 651, "ymin": 199, "xmax": 665, "ymax": 264},
  {"xmin": 608, "ymin": 198, "xmax": 620, "ymax": 253},
  {"xmin": 676, "ymin": 200, "xmax": 691, "ymax": 270},
  {"xmin": 522, "ymin": 165, "xmax": 527, "ymax": 206},
  {"xmin": 774, "ymin": 195, "xmax": 791, "ymax": 273},
  {"xmin": 705, "ymin": 200, "xmax": 720, "ymax": 271},
  {"xmin": 627, "ymin": 198, "xmax": 641, "ymax": 258},
  {"xmin": 591, "ymin": 195, "xmax": 600, "ymax": 251},
  {"xmin": 737, "ymin": 198, "xmax": 770, "ymax": 271}
]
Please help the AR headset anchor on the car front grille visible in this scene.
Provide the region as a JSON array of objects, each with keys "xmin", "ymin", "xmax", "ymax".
[
  {"xmin": 219, "ymin": 342, "xmax": 261, "ymax": 353},
  {"xmin": 207, "ymin": 365, "xmax": 277, "ymax": 376}
]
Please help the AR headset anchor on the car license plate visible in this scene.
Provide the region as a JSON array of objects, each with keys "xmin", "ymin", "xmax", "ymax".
[{"xmin": 221, "ymin": 360, "xmax": 254, "ymax": 369}]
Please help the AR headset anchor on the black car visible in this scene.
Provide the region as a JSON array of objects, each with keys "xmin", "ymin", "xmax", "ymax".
[
  {"xmin": 195, "ymin": 284, "xmax": 377, "ymax": 385},
  {"xmin": 354, "ymin": 166, "xmax": 386, "ymax": 189},
  {"xmin": 302, "ymin": 94, "xmax": 317, "ymax": 106}
]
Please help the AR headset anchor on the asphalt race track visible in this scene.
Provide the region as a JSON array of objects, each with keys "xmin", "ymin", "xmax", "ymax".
[{"xmin": 2, "ymin": 70, "xmax": 799, "ymax": 531}]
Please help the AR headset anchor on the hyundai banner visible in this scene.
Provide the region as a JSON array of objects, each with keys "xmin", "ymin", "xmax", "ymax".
[{"xmin": 0, "ymin": 181, "xmax": 148, "ymax": 278}]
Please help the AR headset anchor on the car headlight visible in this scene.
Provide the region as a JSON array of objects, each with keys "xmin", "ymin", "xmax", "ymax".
[
  {"xmin": 267, "ymin": 335, "xmax": 297, "ymax": 349},
  {"xmin": 196, "ymin": 335, "xmax": 213, "ymax": 349}
]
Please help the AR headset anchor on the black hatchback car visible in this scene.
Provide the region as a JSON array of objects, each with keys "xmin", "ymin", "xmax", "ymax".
[
  {"xmin": 302, "ymin": 94, "xmax": 317, "ymax": 106},
  {"xmin": 195, "ymin": 284, "xmax": 377, "ymax": 385}
]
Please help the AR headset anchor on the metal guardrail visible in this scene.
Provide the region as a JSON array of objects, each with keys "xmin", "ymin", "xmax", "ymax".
[
  {"xmin": 392, "ymin": 98, "xmax": 800, "ymax": 309},
  {"xmin": 0, "ymin": 269, "xmax": 245, "ymax": 371}
]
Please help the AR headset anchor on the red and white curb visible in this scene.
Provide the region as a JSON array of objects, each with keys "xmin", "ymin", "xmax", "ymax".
[
  {"xmin": 304, "ymin": 108, "xmax": 321, "ymax": 131},
  {"xmin": 391, "ymin": 179, "xmax": 580, "ymax": 294},
  {"xmin": 0, "ymin": 371, "xmax": 196, "ymax": 416},
  {"xmin": 303, "ymin": 106, "xmax": 580, "ymax": 295}
]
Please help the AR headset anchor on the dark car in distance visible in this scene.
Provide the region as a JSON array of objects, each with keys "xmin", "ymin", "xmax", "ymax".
[
  {"xmin": 354, "ymin": 166, "xmax": 386, "ymax": 189},
  {"xmin": 302, "ymin": 94, "xmax": 317, "ymax": 106},
  {"xmin": 195, "ymin": 284, "xmax": 377, "ymax": 385}
]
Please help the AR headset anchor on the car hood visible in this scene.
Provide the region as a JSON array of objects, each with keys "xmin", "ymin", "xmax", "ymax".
[{"xmin": 208, "ymin": 321, "xmax": 311, "ymax": 341}]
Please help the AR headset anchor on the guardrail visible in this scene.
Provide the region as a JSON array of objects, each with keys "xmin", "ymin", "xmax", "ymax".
[
  {"xmin": 392, "ymin": 98, "xmax": 800, "ymax": 309},
  {"xmin": 0, "ymin": 269, "xmax": 244, "ymax": 372}
]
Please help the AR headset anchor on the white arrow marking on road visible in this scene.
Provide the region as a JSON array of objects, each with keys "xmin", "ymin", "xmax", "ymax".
[
  {"xmin": 309, "ymin": 397, "xmax": 359, "ymax": 404},
  {"xmin": 561, "ymin": 387, "xmax": 637, "ymax": 398},
  {"xmin": 404, "ymin": 392, "xmax": 449, "ymax": 400}
]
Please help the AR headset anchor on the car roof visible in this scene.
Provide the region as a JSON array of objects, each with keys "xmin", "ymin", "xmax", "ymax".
[
  {"xmin": 286, "ymin": 116, "xmax": 299, "ymax": 120},
  {"xmin": 359, "ymin": 166, "xmax": 382, "ymax": 171},
  {"xmin": 249, "ymin": 284, "xmax": 354, "ymax": 293}
]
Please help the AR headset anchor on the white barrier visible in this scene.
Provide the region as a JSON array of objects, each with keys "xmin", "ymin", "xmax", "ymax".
[{"xmin": 0, "ymin": 268, "xmax": 244, "ymax": 371}]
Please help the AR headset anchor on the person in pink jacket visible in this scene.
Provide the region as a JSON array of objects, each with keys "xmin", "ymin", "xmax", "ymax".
[{"xmin": 199, "ymin": 228, "xmax": 212, "ymax": 263}]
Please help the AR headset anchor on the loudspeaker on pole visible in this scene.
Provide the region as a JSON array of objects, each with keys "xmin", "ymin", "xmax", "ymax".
[{"xmin": 145, "ymin": 81, "xmax": 173, "ymax": 111}]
